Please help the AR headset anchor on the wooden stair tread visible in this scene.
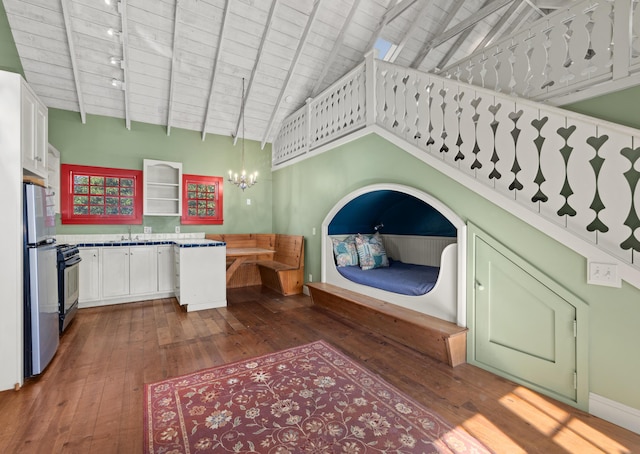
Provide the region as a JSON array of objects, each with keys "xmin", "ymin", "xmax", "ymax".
[{"xmin": 307, "ymin": 282, "xmax": 467, "ymax": 367}]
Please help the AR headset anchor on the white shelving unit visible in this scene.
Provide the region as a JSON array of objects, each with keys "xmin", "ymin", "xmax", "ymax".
[{"xmin": 143, "ymin": 159, "xmax": 182, "ymax": 216}]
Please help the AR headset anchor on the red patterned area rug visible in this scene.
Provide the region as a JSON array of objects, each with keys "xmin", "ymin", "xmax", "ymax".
[{"xmin": 144, "ymin": 340, "xmax": 490, "ymax": 453}]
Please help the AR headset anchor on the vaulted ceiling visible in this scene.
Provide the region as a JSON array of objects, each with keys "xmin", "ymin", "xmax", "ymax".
[{"xmin": 3, "ymin": 0, "xmax": 570, "ymax": 146}]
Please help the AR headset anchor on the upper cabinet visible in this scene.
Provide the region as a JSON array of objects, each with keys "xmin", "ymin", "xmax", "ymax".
[
  {"xmin": 143, "ymin": 159, "xmax": 182, "ymax": 216},
  {"xmin": 47, "ymin": 145, "xmax": 60, "ymax": 214},
  {"xmin": 21, "ymin": 81, "xmax": 48, "ymax": 178}
]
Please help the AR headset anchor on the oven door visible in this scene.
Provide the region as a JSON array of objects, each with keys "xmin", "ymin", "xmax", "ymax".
[{"xmin": 62, "ymin": 255, "xmax": 81, "ymax": 314}]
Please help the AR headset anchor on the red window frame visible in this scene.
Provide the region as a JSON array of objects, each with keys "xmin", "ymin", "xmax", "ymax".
[
  {"xmin": 61, "ymin": 164, "xmax": 143, "ymax": 225},
  {"xmin": 181, "ymin": 174, "xmax": 224, "ymax": 225}
]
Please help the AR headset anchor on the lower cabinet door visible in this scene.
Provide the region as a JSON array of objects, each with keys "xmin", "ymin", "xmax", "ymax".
[
  {"xmin": 102, "ymin": 247, "xmax": 130, "ymax": 298},
  {"xmin": 129, "ymin": 246, "xmax": 158, "ymax": 295},
  {"xmin": 157, "ymin": 245, "xmax": 174, "ymax": 293},
  {"xmin": 78, "ymin": 248, "xmax": 100, "ymax": 303}
]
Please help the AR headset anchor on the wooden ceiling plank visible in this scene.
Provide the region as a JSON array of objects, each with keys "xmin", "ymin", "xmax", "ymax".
[
  {"xmin": 434, "ymin": 0, "xmax": 501, "ymax": 71},
  {"xmin": 202, "ymin": 0, "xmax": 232, "ymax": 141},
  {"xmin": 260, "ymin": 0, "xmax": 324, "ymax": 148},
  {"xmin": 233, "ymin": 0, "xmax": 280, "ymax": 144},
  {"xmin": 472, "ymin": 0, "xmax": 525, "ymax": 53},
  {"xmin": 493, "ymin": 5, "xmax": 539, "ymax": 43},
  {"xmin": 364, "ymin": 0, "xmax": 419, "ymax": 56},
  {"xmin": 120, "ymin": 0, "xmax": 132, "ymax": 130},
  {"xmin": 167, "ymin": 0, "xmax": 183, "ymax": 136},
  {"xmin": 387, "ymin": 0, "xmax": 433, "ymax": 63},
  {"xmin": 410, "ymin": 0, "xmax": 515, "ymax": 69},
  {"xmin": 409, "ymin": 0, "xmax": 466, "ymax": 68},
  {"xmin": 310, "ymin": 0, "xmax": 361, "ymax": 97}
]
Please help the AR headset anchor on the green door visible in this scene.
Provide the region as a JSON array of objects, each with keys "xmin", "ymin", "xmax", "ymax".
[{"xmin": 474, "ymin": 237, "xmax": 577, "ymax": 403}]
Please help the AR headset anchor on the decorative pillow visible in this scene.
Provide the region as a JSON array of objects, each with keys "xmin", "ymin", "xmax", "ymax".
[
  {"xmin": 331, "ymin": 235, "xmax": 359, "ymax": 267},
  {"xmin": 355, "ymin": 233, "xmax": 389, "ymax": 270}
]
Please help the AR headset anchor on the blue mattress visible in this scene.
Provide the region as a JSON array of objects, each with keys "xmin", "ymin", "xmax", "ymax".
[{"xmin": 336, "ymin": 259, "xmax": 440, "ymax": 296}]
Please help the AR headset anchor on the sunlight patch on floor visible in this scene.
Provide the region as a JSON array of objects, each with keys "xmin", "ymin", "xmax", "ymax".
[
  {"xmin": 498, "ymin": 386, "xmax": 632, "ymax": 454},
  {"xmin": 461, "ymin": 413, "xmax": 526, "ymax": 454}
]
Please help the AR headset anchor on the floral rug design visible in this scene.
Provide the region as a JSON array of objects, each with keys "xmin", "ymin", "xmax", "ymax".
[{"xmin": 144, "ymin": 340, "xmax": 490, "ymax": 453}]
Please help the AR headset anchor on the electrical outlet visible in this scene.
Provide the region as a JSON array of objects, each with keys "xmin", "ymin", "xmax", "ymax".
[
  {"xmin": 143, "ymin": 226, "xmax": 152, "ymax": 234},
  {"xmin": 312, "ymin": 227, "xmax": 316, "ymax": 235},
  {"xmin": 246, "ymin": 198, "xmax": 251, "ymax": 205},
  {"xmin": 175, "ymin": 226, "xmax": 180, "ymax": 234},
  {"xmin": 587, "ymin": 261, "xmax": 621, "ymax": 287}
]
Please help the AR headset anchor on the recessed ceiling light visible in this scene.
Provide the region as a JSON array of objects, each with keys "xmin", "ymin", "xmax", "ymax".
[
  {"xmin": 111, "ymin": 79, "xmax": 125, "ymax": 90},
  {"xmin": 105, "ymin": 0, "xmax": 112, "ymax": 5},
  {"xmin": 285, "ymin": 95, "xmax": 293, "ymax": 103},
  {"xmin": 107, "ymin": 28, "xmax": 121, "ymax": 37}
]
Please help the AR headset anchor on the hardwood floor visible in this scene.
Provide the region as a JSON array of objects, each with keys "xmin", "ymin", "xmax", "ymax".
[{"xmin": 1, "ymin": 286, "xmax": 638, "ymax": 453}]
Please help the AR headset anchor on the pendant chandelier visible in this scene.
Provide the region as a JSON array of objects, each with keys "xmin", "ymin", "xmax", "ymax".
[{"xmin": 228, "ymin": 77, "xmax": 258, "ymax": 191}]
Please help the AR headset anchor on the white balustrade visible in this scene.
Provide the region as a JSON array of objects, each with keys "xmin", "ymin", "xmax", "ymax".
[{"xmin": 272, "ymin": 12, "xmax": 640, "ymax": 279}]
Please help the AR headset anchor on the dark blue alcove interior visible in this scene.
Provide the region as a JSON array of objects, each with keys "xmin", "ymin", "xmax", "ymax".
[{"xmin": 328, "ymin": 190, "xmax": 456, "ymax": 237}]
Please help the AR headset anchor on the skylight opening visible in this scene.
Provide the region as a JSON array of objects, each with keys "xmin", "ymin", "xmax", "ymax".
[{"xmin": 374, "ymin": 37, "xmax": 398, "ymax": 62}]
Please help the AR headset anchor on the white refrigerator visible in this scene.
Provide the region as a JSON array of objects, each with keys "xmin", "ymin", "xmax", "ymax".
[{"xmin": 23, "ymin": 183, "xmax": 59, "ymax": 377}]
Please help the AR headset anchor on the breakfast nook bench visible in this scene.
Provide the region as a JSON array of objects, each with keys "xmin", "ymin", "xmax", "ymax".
[{"xmin": 205, "ymin": 233, "xmax": 304, "ymax": 296}]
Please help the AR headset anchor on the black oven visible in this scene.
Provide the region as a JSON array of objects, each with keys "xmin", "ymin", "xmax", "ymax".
[{"xmin": 57, "ymin": 244, "xmax": 81, "ymax": 333}]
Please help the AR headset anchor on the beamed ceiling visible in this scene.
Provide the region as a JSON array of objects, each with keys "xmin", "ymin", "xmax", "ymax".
[{"xmin": 3, "ymin": 0, "xmax": 574, "ymax": 146}]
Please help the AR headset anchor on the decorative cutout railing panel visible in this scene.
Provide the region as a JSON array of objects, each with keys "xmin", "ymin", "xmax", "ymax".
[
  {"xmin": 441, "ymin": 0, "xmax": 620, "ymax": 101},
  {"xmin": 273, "ymin": 107, "xmax": 307, "ymax": 164},
  {"xmin": 374, "ymin": 60, "xmax": 639, "ymax": 267},
  {"xmin": 273, "ymin": 54, "xmax": 640, "ymax": 282}
]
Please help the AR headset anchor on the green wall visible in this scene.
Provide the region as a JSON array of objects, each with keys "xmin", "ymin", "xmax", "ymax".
[
  {"xmin": 0, "ymin": 1, "xmax": 22, "ymax": 75},
  {"xmin": 272, "ymin": 133, "xmax": 640, "ymax": 412},
  {"xmin": 49, "ymin": 109, "xmax": 273, "ymax": 236},
  {"xmin": 563, "ymin": 86, "xmax": 640, "ymax": 130}
]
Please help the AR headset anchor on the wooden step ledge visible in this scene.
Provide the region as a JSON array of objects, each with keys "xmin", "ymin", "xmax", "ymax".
[{"xmin": 307, "ymin": 282, "xmax": 467, "ymax": 367}]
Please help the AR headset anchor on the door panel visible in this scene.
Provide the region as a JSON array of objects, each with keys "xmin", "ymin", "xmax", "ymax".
[{"xmin": 475, "ymin": 237, "xmax": 577, "ymax": 402}]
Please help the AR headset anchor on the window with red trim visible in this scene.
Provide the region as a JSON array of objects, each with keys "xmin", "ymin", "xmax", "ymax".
[
  {"xmin": 181, "ymin": 174, "xmax": 223, "ymax": 225},
  {"xmin": 61, "ymin": 164, "xmax": 143, "ymax": 224}
]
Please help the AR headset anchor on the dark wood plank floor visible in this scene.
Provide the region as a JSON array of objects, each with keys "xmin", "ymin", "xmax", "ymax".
[{"xmin": 1, "ymin": 286, "xmax": 639, "ymax": 453}]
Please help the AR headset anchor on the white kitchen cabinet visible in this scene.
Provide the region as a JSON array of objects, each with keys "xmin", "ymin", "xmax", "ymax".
[
  {"xmin": 174, "ymin": 245, "xmax": 226, "ymax": 311},
  {"xmin": 47, "ymin": 145, "xmax": 60, "ymax": 214},
  {"xmin": 0, "ymin": 71, "xmax": 49, "ymax": 391},
  {"xmin": 21, "ymin": 82, "xmax": 48, "ymax": 178},
  {"xmin": 157, "ymin": 245, "xmax": 174, "ymax": 293},
  {"xmin": 129, "ymin": 245, "xmax": 158, "ymax": 295},
  {"xmin": 102, "ymin": 247, "xmax": 131, "ymax": 299},
  {"xmin": 78, "ymin": 248, "xmax": 101, "ymax": 303},
  {"xmin": 143, "ymin": 159, "xmax": 182, "ymax": 216}
]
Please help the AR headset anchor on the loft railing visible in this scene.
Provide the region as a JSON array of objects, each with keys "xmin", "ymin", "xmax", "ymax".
[
  {"xmin": 440, "ymin": 0, "xmax": 640, "ymax": 102},
  {"xmin": 272, "ymin": 51, "xmax": 640, "ymax": 287}
]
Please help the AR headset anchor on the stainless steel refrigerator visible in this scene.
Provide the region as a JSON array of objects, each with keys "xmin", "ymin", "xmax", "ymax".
[{"xmin": 23, "ymin": 183, "xmax": 59, "ymax": 377}]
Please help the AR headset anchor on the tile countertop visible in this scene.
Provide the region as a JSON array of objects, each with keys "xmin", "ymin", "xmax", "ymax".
[
  {"xmin": 73, "ymin": 239, "xmax": 226, "ymax": 248},
  {"xmin": 57, "ymin": 233, "xmax": 225, "ymax": 248}
]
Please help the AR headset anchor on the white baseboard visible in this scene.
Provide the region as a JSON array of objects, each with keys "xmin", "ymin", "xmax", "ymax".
[{"xmin": 589, "ymin": 393, "xmax": 640, "ymax": 435}]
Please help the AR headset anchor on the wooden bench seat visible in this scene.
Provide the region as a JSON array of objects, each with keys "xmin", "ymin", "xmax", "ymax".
[
  {"xmin": 205, "ymin": 233, "xmax": 304, "ymax": 296},
  {"xmin": 307, "ymin": 282, "xmax": 467, "ymax": 367}
]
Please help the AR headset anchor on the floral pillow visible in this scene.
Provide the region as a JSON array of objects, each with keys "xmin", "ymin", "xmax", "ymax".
[
  {"xmin": 331, "ymin": 235, "xmax": 359, "ymax": 267},
  {"xmin": 355, "ymin": 233, "xmax": 389, "ymax": 270}
]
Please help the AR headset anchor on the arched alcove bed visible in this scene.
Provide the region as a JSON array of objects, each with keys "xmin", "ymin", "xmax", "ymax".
[{"xmin": 321, "ymin": 184, "xmax": 467, "ymax": 327}]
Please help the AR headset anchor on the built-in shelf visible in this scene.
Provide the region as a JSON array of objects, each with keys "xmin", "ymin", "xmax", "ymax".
[{"xmin": 143, "ymin": 159, "xmax": 182, "ymax": 216}]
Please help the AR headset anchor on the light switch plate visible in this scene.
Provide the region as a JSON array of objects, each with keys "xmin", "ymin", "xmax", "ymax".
[
  {"xmin": 143, "ymin": 226, "xmax": 152, "ymax": 234},
  {"xmin": 246, "ymin": 198, "xmax": 251, "ymax": 205},
  {"xmin": 175, "ymin": 226, "xmax": 180, "ymax": 234},
  {"xmin": 587, "ymin": 261, "xmax": 621, "ymax": 288}
]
